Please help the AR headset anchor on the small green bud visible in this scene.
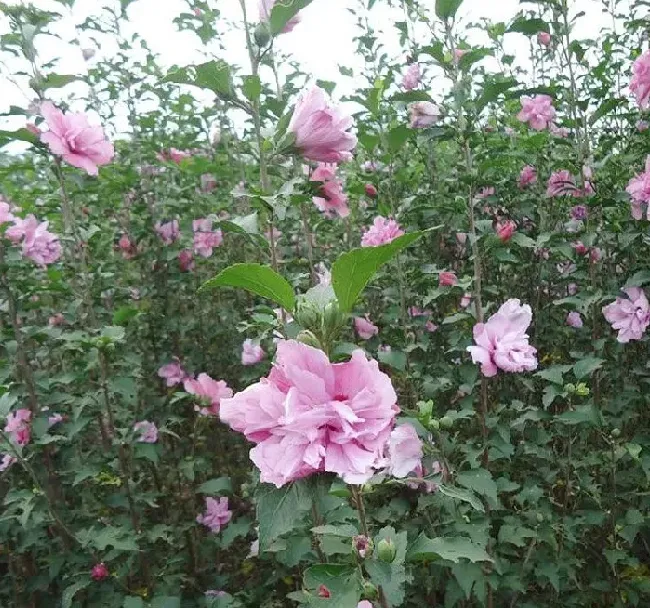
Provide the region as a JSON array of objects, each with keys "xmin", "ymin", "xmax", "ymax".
[
  {"xmin": 377, "ymin": 538, "xmax": 397, "ymax": 563},
  {"xmin": 322, "ymin": 300, "xmax": 346, "ymax": 336},
  {"xmin": 362, "ymin": 581, "xmax": 378, "ymax": 600},
  {"xmin": 429, "ymin": 419, "xmax": 440, "ymax": 431},
  {"xmin": 439, "ymin": 416, "xmax": 453, "ymax": 430},
  {"xmin": 564, "ymin": 383, "xmax": 576, "ymax": 394},
  {"xmin": 254, "ymin": 22, "xmax": 271, "ymax": 48},
  {"xmin": 575, "ymin": 383, "xmax": 590, "ymax": 397},
  {"xmin": 293, "ymin": 299, "xmax": 321, "ymax": 332}
]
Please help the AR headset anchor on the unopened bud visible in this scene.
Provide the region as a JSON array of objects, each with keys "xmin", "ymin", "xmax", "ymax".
[
  {"xmin": 362, "ymin": 581, "xmax": 378, "ymax": 599},
  {"xmin": 377, "ymin": 537, "xmax": 397, "ymax": 563},
  {"xmin": 575, "ymin": 383, "xmax": 590, "ymax": 397},
  {"xmin": 353, "ymin": 535, "xmax": 373, "ymax": 559},
  {"xmin": 439, "ymin": 416, "xmax": 453, "ymax": 430},
  {"xmin": 254, "ymin": 22, "xmax": 271, "ymax": 48}
]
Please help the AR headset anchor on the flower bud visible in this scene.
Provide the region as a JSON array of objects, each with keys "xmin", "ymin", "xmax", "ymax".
[
  {"xmin": 296, "ymin": 330, "xmax": 322, "ymax": 350},
  {"xmin": 564, "ymin": 383, "xmax": 576, "ymax": 394},
  {"xmin": 575, "ymin": 383, "xmax": 590, "ymax": 397},
  {"xmin": 322, "ymin": 300, "xmax": 346, "ymax": 336},
  {"xmin": 362, "ymin": 581, "xmax": 379, "ymax": 600},
  {"xmin": 439, "ymin": 416, "xmax": 453, "ymax": 430},
  {"xmin": 377, "ymin": 537, "xmax": 397, "ymax": 563},
  {"xmin": 294, "ymin": 299, "xmax": 321, "ymax": 331},
  {"xmin": 254, "ymin": 22, "xmax": 272, "ymax": 48},
  {"xmin": 365, "ymin": 183, "xmax": 378, "ymax": 198},
  {"xmin": 353, "ymin": 535, "xmax": 373, "ymax": 559}
]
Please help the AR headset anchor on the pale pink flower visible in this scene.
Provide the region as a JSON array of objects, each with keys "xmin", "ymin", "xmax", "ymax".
[
  {"xmin": 637, "ymin": 120, "xmax": 649, "ymax": 132},
  {"xmin": 439, "ymin": 271, "xmax": 457, "ymax": 287},
  {"xmin": 630, "ymin": 49, "xmax": 650, "ymax": 109},
  {"xmin": 0, "ymin": 202, "xmax": 15, "ymax": 226},
  {"xmin": 566, "ymin": 312, "xmax": 583, "ymax": 328},
  {"xmin": 475, "ymin": 186, "xmax": 495, "ymax": 199},
  {"xmin": 265, "ymin": 227, "xmax": 282, "ymax": 243},
  {"xmin": 409, "ymin": 101, "xmax": 440, "ymax": 129},
  {"xmin": 547, "ymin": 170, "xmax": 580, "ymax": 197},
  {"xmin": 425, "ymin": 320, "xmax": 438, "ymax": 333},
  {"xmin": 179, "ymin": 249, "xmax": 194, "ymax": 272},
  {"xmin": 259, "ymin": 0, "xmax": 301, "ymax": 33},
  {"xmin": 354, "ymin": 315, "xmax": 379, "ymax": 340},
  {"xmin": 408, "ymin": 306, "xmax": 429, "ymax": 318},
  {"xmin": 17, "ymin": 218, "xmax": 61, "ymax": 266},
  {"xmin": 568, "ymin": 283, "xmax": 578, "ymax": 296},
  {"xmin": 134, "ymin": 420, "xmax": 158, "ymax": 443},
  {"xmin": 626, "ymin": 155, "xmax": 650, "ymax": 220},
  {"xmin": 401, "ymin": 63, "xmax": 421, "ymax": 90},
  {"xmin": 196, "ymin": 496, "xmax": 232, "ymax": 533},
  {"xmin": 311, "ymin": 163, "xmax": 350, "ymax": 218},
  {"xmin": 590, "ymin": 247, "xmax": 602, "ymax": 263},
  {"xmin": 603, "ymin": 286, "xmax": 650, "ymax": 343},
  {"xmin": 467, "ymin": 299, "xmax": 538, "ymax": 377},
  {"xmin": 39, "ymin": 102, "xmax": 114, "ymax": 176},
  {"xmin": 25, "ymin": 122, "xmax": 39, "ymax": 135},
  {"xmin": 519, "ymin": 165, "xmax": 537, "ymax": 189},
  {"xmin": 193, "ymin": 218, "xmax": 223, "ymax": 258},
  {"xmin": 48, "ymin": 313, "xmax": 65, "ymax": 327},
  {"xmin": 4, "ymin": 409, "xmax": 31, "ymax": 446},
  {"xmin": 200, "ymin": 173, "xmax": 218, "ymax": 193},
  {"xmin": 537, "ymin": 32, "xmax": 551, "ymax": 46},
  {"xmin": 242, "ymin": 339, "xmax": 265, "ymax": 366},
  {"xmin": 288, "ymin": 85, "xmax": 357, "ymax": 163},
  {"xmin": 158, "ymin": 360, "xmax": 186, "ymax": 387},
  {"xmin": 361, "ymin": 216, "xmax": 404, "ymax": 247},
  {"xmin": 454, "ymin": 49, "xmax": 468, "ymax": 62},
  {"xmin": 456, "ymin": 232, "xmax": 468, "ymax": 246},
  {"xmin": 220, "ymin": 340, "xmax": 399, "ymax": 486},
  {"xmin": 91, "ymin": 563, "xmax": 109, "ymax": 581},
  {"xmin": 118, "ymin": 233, "xmax": 136, "ymax": 259},
  {"xmin": 549, "ymin": 124, "xmax": 570, "ymax": 138},
  {"xmin": 184, "ymin": 373, "xmax": 233, "ymax": 417},
  {"xmin": 496, "ymin": 220, "xmax": 516, "ymax": 243},
  {"xmin": 386, "ymin": 423, "xmax": 422, "ymax": 478},
  {"xmin": 358, "ymin": 602, "xmax": 374, "ymax": 608},
  {"xmin": 460, "ymin": 292, "xmax": 472, "ymax": 309},
  {"xmin": 155, "ymin": 220, "xmax": 180, "ymax": 245},
  {"xmin": 517, "ymin": 95, "xmax": 556, "ymax": 130},
  {"xmin": 168, "ymin": 148, "xmax": 191, "ymax": 163},
  {"xmin": 0, "ymin": 454, "xmax": 16, "ymax": 472}
]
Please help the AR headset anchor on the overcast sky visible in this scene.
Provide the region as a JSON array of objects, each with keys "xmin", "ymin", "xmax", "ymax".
[{"xmin": 0, "ymin": 0, "xmax": 620, "ymax": 137}]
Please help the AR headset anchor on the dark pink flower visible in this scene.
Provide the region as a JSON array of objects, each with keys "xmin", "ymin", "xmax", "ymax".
[
  {"xmin": 200, "ymin": 173, "xmax": 218, "ymax": 193},
  {"xmin": 179, "ymin": 249, "xmax": 194, "ymax": 272},
  {"xmin": 547, "ymin": 170, "xmax": 580, "ymax": 197},
  {"xmin": 496, "ymin": 220, "xmax": 516, "ymax": 242},
  {"xmin": 39, "ymin": 102, "xmax": 114, "ymax": 176},
  {"xmin": 571, "ymin": 205, "xmax": 588, "ymax": 221},
  {"xmin": 118, "ymin": 233, "xmax": 137, "ymax": 259},
  {"xmin": 91, "ymin": 563, "xmax": 109, "ymax": 581},
  {"xmin": 537, "ymin": 32, "xmax": 551, "ymax": 46},
  {"xmin": 573, "ymin": 241, "xmax": 588, "ymax": 256},
  {"xmin": 439, "ymin": 271, "xmax": 457, "ymax": 287},
  {"xmin": 365, "ymin": 183, "xmax": 378, "ymax": 198},
  {"xmin": 311, "ymin": 163, "xmax": 350, "ymax": 218}
]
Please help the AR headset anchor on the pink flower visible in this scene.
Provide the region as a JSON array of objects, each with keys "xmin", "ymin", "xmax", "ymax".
[
  {"xmin": 162, "ymin": 148, "xmax": 191, "ymax": 163},
  {"xmin": 439, "ymin": 271, "xmax": 457, "ymax": 287},
  {"xmin": 401, "ymin": 63, "xmax": 421, "ymax": 90},
  {"xmin": 311, "ymin": 163, "xmax": 350, "ymax": 218},
  {"xmin": 358, "ymin": 602, "xmax": 374, "ymax": 608},
  {"xmin": 14, "ymin": 218, "xmax": 61, "ymax": 266},
  {"xmin": 0, "ymin": 201, "xmax": 15, "ymax": 226},
  {"xmin": 454, "ymin": 49, "xmax": 468, "ymax": 62},
  {"xmin": 637, "ymin": 120, "xmax": 649, "ymax": 132},
  {"xmin": 39, "ymin": 102, "xmax": 114, "ymax": 176},
  {"xmin": 386, "ymin": 423, "xmax": 422, "ymax": 478},
  {"xmin": 48, "ymin": 413, "xmax": 63, "ymax": 428},
  {"xmin": 566, "ymin": 312, "xmax": 583, "ymax": 328},
  {"xmin": 48, "ymin": 313, "xmax": 65, "ymax": 327},
  {"xmin": 425, "ymin": 320, "xmax": 438, "ymax": 333},
  {"xmin": 549, "ymin": 124, "xmax": 569, "ymax": 138},
  {"xmin": 630, "ymin": 49, "xmax": 650, "ymax": 109},
  {"xmin": 365, "ymin": 183, "xmax": 378, "ymax": 198},
  {"xmin": 590, "ymin": 247, "xmax": 602, "ymax": 263},
  {"xmin": 259, "ymin": 0, "xmax": 301, "ymax": 33},
  {"xmin": 118, "ymin": 233, "xmax": 136, "ymax": 259},
  {"xmin": 547, "ymin": 170, "xmax": 579, "ymax": 197},
  {"xmin": 518, "ymin": 165, "xmax": 537, "ymax": 189},
  {"xmin": 603, "ymin": 286, "xmax": 650, "ymax": 343},
  {"xmin": 460, "ymin": 292, "xmax": 472, "ymax": 309},
  {"xmin": 200, "ymin": 173, "xmax": 218, "ymax": 193},
  {"xmin": 537, "ymin": 32, "xmax": 551, "ymax": 46},
  {"xmin": 361, "ymin": 216, "xmax": 404, "ymax": 247},
  {"xmin": 196, "ymin": 496, "xmax": 232, "ymax": 533},
  {"xmin": 242, "ymin": 339, "xmax": 265, "ymax": 366},
  {"xmin": 409, "ymin": 101, "xmax": 440, "ymax": 129},
  {"xmin": 184, "ymin": 373, "xmax": 233, "ymax": 417},
  {"xmin": 158, "ymin": 360, "xmax": 186, "ymax": 387},
  {"xmin": 193, "ymin": 218, "xmax": 223, "ymax": 258},
  {"xmin": 178, "ymin": 249, "xmax": 194, "ymax": 272},
  {"xmin": 133, "ymin": 420, "xmax": 158, "ymax": 443},
  {"xmin": 0, "ymin": 454, "xmax": 16, "ymax": 472},
  {"xmin": 155, "ymin": 220, "xmax": 180, "ymax": 245},
  {"xmin": 408, "ymin": 306, "xmax": 429, "ymax": 318},
  {"xmin": 517, "ymin": 95, "xmax": 556, "ymax": 130},
  {"xmin": 220, "ymin": 340, "xmax": 399, "ymax": 486},
  {"xmin": 626, "ymin": 155, "xmax": 650, "ymax": 220},
  {"xmin": 353, "ymin": 535, "xmax": 371, "ymax": 559},
  {"xmin": 573, "ymin": 241, "xmax": 588, "ymax": 256},
  {"xmin": 25, "ymin": 122, "xmax": 39, "ymax": 135},
  {"xmin": 475, "ymin": 186, "xmax": 495, "ymax": 199},
  {"xmin": 496, "ymin": 220, "xmax": 516, "ymax": 242},
  {"xmin": 288, "ymin": 85, "xmax": 357, "ymax": 163},
  {"xmin": 4, "ymin": 409, "xmax": 31, "ymax": 446},
  {"xmin": 467, "ymin": 299, "xmax": 538, "ymax": 377},
  {"xmin": 571, "ymin": 205, "xmax": 588, "ymax": 221},
  {"xmin": 91, "ymin": 563, "xmax": 109, "ymax": 581},
  {"xmin": 354, "ymin": 315, "xmax": 379, "ymax": 340}
]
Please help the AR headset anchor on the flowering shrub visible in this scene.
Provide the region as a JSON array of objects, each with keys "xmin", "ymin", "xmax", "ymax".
[{"xmin": 1, "ymin": 0, "xmax": 650, "ymax": 607}]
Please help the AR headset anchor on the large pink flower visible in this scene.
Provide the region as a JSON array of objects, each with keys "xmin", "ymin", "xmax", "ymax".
[
  {"xmin": 311, "ymin": 164, "xmax": 350, "ymax": 218},
  {"xmin": 242, "ymin": 340, "xmax": 265, "ymax": 366},
  {"xmin": 354, "ymin": 315, "xmax": 379, "ymax": 340},
  {"xmin": 288, "ymin": 86, "xmax": 357, "ymax": 163},
  {"xmin": 220, "ymin": 340, "xmax": 399, "ymax": 487},
  {"xmin": 193, "ymin": 218, "xmax": 223, "ymax": 258},
  {"xmin": 409, "ymin": 102, "xmax": 440, "ymax": 129},
  {"xmin": 630, "ymin": 50, "xmax": 650, "ymax": 110},
  {"xmin": 603, "ymin": 286, "xmax": 650, "ymax": 343},
  {"xmin": 361, "ymin": 216, "xmax": 404, "ymax": 247},
  {"xmin": 39, "ymin": 101, "xmax": 114, "ymax": 176},
  {"xmin": 258, "ymin": 0, "xmax": 301, "ymax": 33},
  {"xmin": 386, "ymin": 423, "xmax": 422, "ymax": 478},
  {"xmin": 5, "ymin": 409, "xmax": 31, "ymax": 446},
  {"xmin": 626, "ymin": 155, "xmax": 650, "ymax": 220},
  {"xmin": 21, "ymin": 219, "xmax": 61, "ymax": 266},
  {"xmin": 401, "ymin": 63, "xmax": 421, "ymax": 91},
  {"xmin": 196, "ymin": 497, "xmax": 232, "ymax": 533},
  {"xmin": 518, "ymin": 165, "xmax": 537, "ymax": 189},
  {"xmin": 517, "ymin": 95, "xmax": 556, "ymax": 130},
  {"xmin": 547, "ymin": 170, "xmax": 580, "ymax": 197},
  {"xmin": 184, "ymin": 373, "xmax": 233, "ymax": 417},
  {"xmin": 467, "ymin": 299, "xmax": 538, "ymax": 377}
]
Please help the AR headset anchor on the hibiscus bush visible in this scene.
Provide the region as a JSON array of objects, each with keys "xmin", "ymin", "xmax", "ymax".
[{"xmin": 1, "ymin": 0, "xmax": 650, "ymax": 606}]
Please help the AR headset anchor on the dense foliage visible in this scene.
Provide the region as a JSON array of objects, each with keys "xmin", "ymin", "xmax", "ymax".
[{"xmin": 1, "ymin": 0, "xmax": 650, "ymax": 606}]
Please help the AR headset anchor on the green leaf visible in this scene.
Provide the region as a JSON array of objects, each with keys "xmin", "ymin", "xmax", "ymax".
[
  {"xmin": 389, "ymin": 91, "xmax": 432, "ymax": 103},
  {"xmin": 386, "ymin": 124, "xmax": 411, "ymax": 151},
  {"xmin": 62, "ymin": 581, "xmax": 90, "ymax": 608},
  {"xmin": 269, "ymin": 0, "xmax": 314, "ymax": 36},
  {"xmin": 92, "ymin": 526, "xmax": 139, "ymax": 551},
  {"xmin": 438, "ymin": 484, "xmax": 485, "ymax": 512},
  {"xmin": 242, "ymin": 74, "xmax": 262, "ymax": 102},
  {"xmin": 100, "ymin": 326, "xmax": 126, "ymax": 342},
  {"xmin": 378, "ymin": 349, "xmax": 407, "ymax": 371},
  {"xmin": 164, "ymin": 60, "xmax": 233, "ymax": 98},
  {"xmin": 123, "ymin": 598, "xmax": 144, "ymax": 608},
  {"xmin": 508, "ymin": 17, "xmax": 549, "ymax": 35},
  {"xmin": 475, "ymin": 76, "xmax": 518, "ymax": 112},
  {"xmin": 257, "ymin": 481, "xmax": 312, "ymax": 551},
  {"xmin": 151, "ymin": 597, "xmax": 181, "ymax": 608},
  {"xmin": 332, "ymin": 232, "xmax": 426, "ymax": 313},
  {"xmin": 201, "ymin": 263, "xmax": 296, "ymax": 311},
  {"xmin": 40, "ymin": 73, "xmax": 78, "ymax": 89},
  {"xmin": 0, "ymin": 392, "xmax": 17, "ymax": 418},
  {"xmin": 535, "ymin": 365, "xmax": 572, "ymax": 385},
  {"xmin": 556, "ymin": 404, "xmax": 602, "ymax": 427},
  {"xmin": 456, "ymin": 469, "xmax": 497, "ymax": 507},
  {"xmin": 311, "ymin": 524, "xmax": 358, "ymax": 537},
  {"xmin": 407, "ymin": 535, "xmax": 493, "ymax": 563},
  {"xmin": 112, "ymin": 306, "xmax": 139, "ymax": 326},
  {"xmin": 435, "ymin": 0, "xmax": 464, "ymax": 20},
  {"xmin": 0, "ymin": 128, "xmax": 38, "ymax": 148},
  {"xmin": 196, "ymin": 477, "xmax": 232, "ymax": 495},
  {"xmin": 573, "ymin": 357, "xmax": 605, "ymax": 380},
  {"xmin": 303, "ymin": 564, "xmax": 362, "ymax": 605}
]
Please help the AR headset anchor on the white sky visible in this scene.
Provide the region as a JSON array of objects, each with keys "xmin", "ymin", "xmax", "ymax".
[{"xmin": 0, "ymin": 0, "xmax": 618, "ymax": 137}]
